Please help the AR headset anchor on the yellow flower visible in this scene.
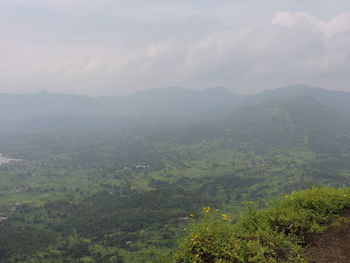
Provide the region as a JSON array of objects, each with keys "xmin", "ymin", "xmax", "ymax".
[
  {"xmin": 221, "ymin": 214, "xmax": 232, "ymax": 221},
  {"xmin": 284, "ymin": 195, "xmax": 289, "ymax": 198},
  {"xmin": 189, "ymin": 213, "xmax": 194, "ymax": 217},
  {"xmin": 202, "ymin": 206, "xmax": 211, "ymax": 213}
]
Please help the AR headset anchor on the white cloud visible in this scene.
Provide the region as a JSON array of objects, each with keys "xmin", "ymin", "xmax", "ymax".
[
  {"xmin": 272, "ymin": 11, "xmax": 350, "ymax": 38},
  {"xmin": 146, "ymin": 45, "xmax": 170, "ymax": 59}
]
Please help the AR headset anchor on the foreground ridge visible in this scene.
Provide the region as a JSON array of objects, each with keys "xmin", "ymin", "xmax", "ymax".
[{"xmin": 176, "ymin": 187, "xmax": 350, "ymax": 263}]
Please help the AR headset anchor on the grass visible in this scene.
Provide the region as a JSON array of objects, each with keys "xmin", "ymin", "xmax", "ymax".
[{"xmin": 176, "ymin": 187, "xmax": 350, "ymax": 263}]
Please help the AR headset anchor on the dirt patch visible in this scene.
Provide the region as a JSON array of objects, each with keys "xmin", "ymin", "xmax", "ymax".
[{"xmin": 305, "ymin": 211, "xmax": 350, "ymax": 263}]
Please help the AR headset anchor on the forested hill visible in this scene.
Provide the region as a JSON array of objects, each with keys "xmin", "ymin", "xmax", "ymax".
[
  {"xmin": 254, "ymin": 84, "xmax": 350, "ymax": 117},
  {"xmin": 174, "ymin": 95, "xmax": 350, "ymax": 150},
  {"xmin": 222, "ymin": 96, "xmax": 350, "ymax": 147}
]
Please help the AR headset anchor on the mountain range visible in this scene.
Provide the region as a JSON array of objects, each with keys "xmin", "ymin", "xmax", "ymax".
[{"xmin": 1, "ymin": 84, "xmax": 350, "ymax": 132}]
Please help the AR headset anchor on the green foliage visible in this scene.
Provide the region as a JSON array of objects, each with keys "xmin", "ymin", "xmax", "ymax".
[
  {"xmin": 176, "ymin": 187, "xmax": 350, "ymax": 263},
  {"xmin": 177, "ymin": 209, "xmax": 239, "ymax": 263},
  {"xmin": 262, "ymin": 187, "xmax": 350, "ymax": 235},
  {"xmin": 1, "ymin": 94, "xmax": 350, "ymax": 262}
]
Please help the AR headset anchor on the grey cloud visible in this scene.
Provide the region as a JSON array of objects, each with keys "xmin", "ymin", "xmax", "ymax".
[{"xmin": 1, "ymin": 1, "xmax": 350, "ymax": 95}]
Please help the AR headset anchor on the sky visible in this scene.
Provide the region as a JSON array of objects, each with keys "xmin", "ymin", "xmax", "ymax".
[{"xmin": 1, "ymin": 0, "xmax": 350, "ymax": 96}]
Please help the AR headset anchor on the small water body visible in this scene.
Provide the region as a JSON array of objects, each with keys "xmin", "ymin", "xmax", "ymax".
[{"xmin": 0, "ymin": 153, "xmax": 21, "ymax": 165}]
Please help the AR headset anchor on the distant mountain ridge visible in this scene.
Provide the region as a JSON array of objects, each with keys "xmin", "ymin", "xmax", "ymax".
[
  {"xmin": 1, "ymin": 84, "xmax": 350, "ymax": 131},
  {"xmin": 0, "ymin": 87, "xmax": 242, "ymax": 122}
]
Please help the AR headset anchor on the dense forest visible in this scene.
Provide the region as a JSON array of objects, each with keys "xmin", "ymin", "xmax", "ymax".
[{"xmin": 1, "ymin": 86, "xmax": 350, "ymax": 262}]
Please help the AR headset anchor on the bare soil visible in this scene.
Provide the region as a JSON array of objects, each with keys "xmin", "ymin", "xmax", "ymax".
[{"xmin": 305, "ymin": 211, "xmax": 350, "ymax": 263}]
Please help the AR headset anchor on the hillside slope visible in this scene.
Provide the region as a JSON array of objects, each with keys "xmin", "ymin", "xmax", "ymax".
[{"xmin": 176, "ymin": 187, "xmax": 350, "ymax": 263}]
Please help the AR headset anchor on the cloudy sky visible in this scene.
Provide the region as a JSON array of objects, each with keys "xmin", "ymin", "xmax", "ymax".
[{"xmin": 1, "ymin": 0, "xmax": 350, "ymax": 96}]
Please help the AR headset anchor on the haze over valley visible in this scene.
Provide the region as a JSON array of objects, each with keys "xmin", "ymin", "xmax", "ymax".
[
  {"xmin": 1, "ymin": 84, "xmax": 350, "ymax": 262},
  {"xmin": 2, "ymin": 0, "xmax": 350, "ymax": 262}
]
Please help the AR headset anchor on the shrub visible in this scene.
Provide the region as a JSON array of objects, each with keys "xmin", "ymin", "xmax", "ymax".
[{"xmin": 176, "ymin": 187, "xmax": 350, "ymax": 263}]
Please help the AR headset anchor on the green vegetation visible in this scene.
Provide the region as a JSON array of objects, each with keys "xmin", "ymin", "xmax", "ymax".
[
  {"xmin": 176, "ymin": 187, "xmax": 350, "ymax": 263},
  {"xmin": 0, "ymin": 94, "xmax": 350, "ymax": 262}
]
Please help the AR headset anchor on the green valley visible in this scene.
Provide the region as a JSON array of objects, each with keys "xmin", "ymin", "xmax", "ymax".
[{"xmin": 0, "ymin": 87, "xmax": 350, "ymax": 262}]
